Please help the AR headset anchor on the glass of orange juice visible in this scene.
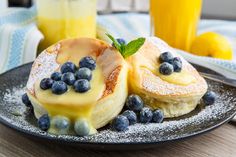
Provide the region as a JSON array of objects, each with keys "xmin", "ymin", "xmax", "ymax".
[
  {"xmin": 36, "ymin": 0, "xmax": 97, "ymax": 49},
  {"xmin": 150, "ymin": 0, "xmax": 202, "ymax": 51}
]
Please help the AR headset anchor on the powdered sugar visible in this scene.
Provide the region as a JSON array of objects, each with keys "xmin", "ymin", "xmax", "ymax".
[
  {"xmin": 26, "ymin": 50, "xmax": 59, "ymax": 95},
  {"xmin": 0, "ymin": 80, "xmax": 235, "ymax": 144}
]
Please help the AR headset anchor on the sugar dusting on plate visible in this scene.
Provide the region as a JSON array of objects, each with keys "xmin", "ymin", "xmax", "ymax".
[{"xmin": 0, "ymin": 80, "xmax": 236, "ymax": 143}]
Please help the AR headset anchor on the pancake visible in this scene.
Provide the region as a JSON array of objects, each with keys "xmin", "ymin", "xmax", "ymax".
[
  {"xmin": 26, "ymin": 38, "xmax": 128, "ymax": 134},
  {"xmin": 126, "ymin": 37, "xmax": 208, "ymax": 118}
]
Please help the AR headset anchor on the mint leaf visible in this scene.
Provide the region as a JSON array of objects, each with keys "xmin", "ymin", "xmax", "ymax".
[
  {"xmin": 123, "ymin": 37, "xmax": 145, "ymax": 58},
  {"xmin": 106, "ymin": 33, "xmax": 122, "ymax": 53},
  {"xmin": 120, "ymin": 43, "xmax": 126, "ymax": 54},
  {"xmin": 106, "ymin": 34, "xmax": 145, "ymax": 58}
]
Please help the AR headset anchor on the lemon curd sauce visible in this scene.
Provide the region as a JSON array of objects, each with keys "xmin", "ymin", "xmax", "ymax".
[
  {"xmin": 33, "ymin": 44, "xmax": 106, "ymax": 135},
  {"xmin": 130, "ymin": 38, "xmax": 196, "ymax": 87},
  {"xmin": 34, "ymin": 66, "xmax": 105, "ymax": 135}
]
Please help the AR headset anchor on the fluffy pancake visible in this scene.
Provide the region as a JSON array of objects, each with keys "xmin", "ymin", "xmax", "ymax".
[
  {"xmin": 26, "ymin": 38, "xmax": 128, "ymax": 131},
  {"xmin": 126, "ymin": 37, "xmax": 208, "ymax": 118}
]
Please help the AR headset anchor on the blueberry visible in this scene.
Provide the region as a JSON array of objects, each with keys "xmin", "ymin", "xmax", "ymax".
[
  {"xmin": 40, "ymin": 78, "xmax": 54, "ymax": 90},
  {"xmin": 159, "ymin": 52, "xmax": 173, "ymax": 63},
  {"xmin": 61, "ymin": 62, "xmax": 77, "ymax": 74},
  {"xmin": 159, "ymin": 62, "xmax": 174, "ymax": 75},
  {"xmin": 172, "ymin": 60, "xmax": 182, "ymax": 72},
  {"xmin": 61, "ymin": 72, "xmax": 76, "ymax": 85},
  {"xmin": 74, "ymin": 118, "xmax": 90, "ymax": 136},
  {"xmin": 73, "ymin": 79, "xmax": 91, "ymax": 93},
  {"xmin": 152, "ymin": 109, "xmax": 164, "ymax": 123},
  {"xmin": 112, "ymin": 38, "xmax": 126, "ymax": 47},
  {"xmin": 79, "ymin": 56, "xmax": 96, "ymax": 70},
  {"xmin": 203, "ymin": 91, "xmax": 216, "ymax": 105},
  {"xmin": 75, "ymin": 67, "xmax": 92, "ymax": 81},
  {"xmin": 139, "ymin": 107, "xmax": 153, "ymax": 123},
  {"xmin": 38, "ymin": 114, "xmax": 50, "ymax": 131},
  {"xmin": 51, "ymin": 72, "xmax": 62, "ymax": 81},
  {"xmin": 51, "ymin": 116, "xmax": 70, "ymax": 134},
  {"xmin": 126, "ymin": 94, "xmax": 144, "ymax": 112},
  {"xmin": 172, "ymin": 57, "xmax": 182, "ymax": 64},
  {"xmin": 122, "ymin": 110, "xmax": 137, "ymax": 125},
  {"xmin": 112, "ymin": 115, "xmax": 129, "ymax": 132},
  {"xmin": 22, "ymin": 93, "xmax": 32, "ymax": 107},
  {"xmin": 51, "ymin": 81, "xmax": 68, "ymax": 95}
]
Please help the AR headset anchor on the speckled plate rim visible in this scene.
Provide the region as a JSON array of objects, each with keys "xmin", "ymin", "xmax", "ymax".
[
  {"xmin": 0, "ymin": 63, "xmax": 236, "ymax": 148},
  {"xmin": 1, "ymin": 108, "xmax": 235, "ymax": 147}
]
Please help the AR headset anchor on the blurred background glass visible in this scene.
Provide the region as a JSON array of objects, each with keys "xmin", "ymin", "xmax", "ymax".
[
  {"xmin": 150, "ymin": 0, "xmax": 202, "ymax": 51},
  {"xmin": 36, "ymin": 0, "xmax": 97, "ymax": 49}
]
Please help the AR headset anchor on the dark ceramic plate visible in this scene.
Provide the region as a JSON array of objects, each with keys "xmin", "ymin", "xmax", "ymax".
[{"xmin": 0, "ymin": 63, "xmax": 236, "ymax": 150}]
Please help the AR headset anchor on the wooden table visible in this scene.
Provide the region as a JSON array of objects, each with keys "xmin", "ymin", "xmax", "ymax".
[{"xmin": 0, "ymin": 123, "xmax": 235, "ymax": 157}]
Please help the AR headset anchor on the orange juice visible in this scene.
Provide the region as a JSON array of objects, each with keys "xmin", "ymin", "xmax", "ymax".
[
  {"xmin": 36, "ymin": 0, "xmax": 97, "ymax": 50},
  {"xmin": 150, "ymin": 0, "xmax": 202, "ymax": 51}
]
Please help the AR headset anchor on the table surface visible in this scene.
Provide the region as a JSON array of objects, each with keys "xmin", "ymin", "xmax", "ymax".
[{"xmin": 0, "ymin": 123, "xmax": 235, "ymax": 157}]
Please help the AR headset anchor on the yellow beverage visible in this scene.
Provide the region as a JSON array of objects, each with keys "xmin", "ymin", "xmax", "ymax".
[
  {"xmin": 150, "ymin": 0, "xmax": 202, "ymax": 51},
  {"xmin": 36, "ymin": 0, "xmax": 97, "ymax": 50}
]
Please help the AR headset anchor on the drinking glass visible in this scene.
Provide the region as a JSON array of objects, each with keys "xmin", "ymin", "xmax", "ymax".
[
  {"xmin": 150, "ymin": 0, "xmax": 202, "ymax": 51},
  {"xmin": 36, "ymin": 0, "xmax": 97, "ymax": 49}
]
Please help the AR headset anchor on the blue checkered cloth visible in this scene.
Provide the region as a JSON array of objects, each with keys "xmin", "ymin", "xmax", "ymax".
[{"xmin": 1, "ymin": 8, "xmax": 236, "ymax": 79}]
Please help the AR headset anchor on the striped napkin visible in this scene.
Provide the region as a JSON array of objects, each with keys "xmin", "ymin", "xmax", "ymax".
[
  {"xmin": 1, "ymin": 8, "xmax": 236, "ymax": 80},
  {"xmin": 0, "ymin": 7, "xmax": 43, "ymax": 72}
]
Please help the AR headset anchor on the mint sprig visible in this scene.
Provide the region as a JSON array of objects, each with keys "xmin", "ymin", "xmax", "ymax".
[{"xmin": 106, "ymin": 33, "xmax": 145, "ymax": 58}]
